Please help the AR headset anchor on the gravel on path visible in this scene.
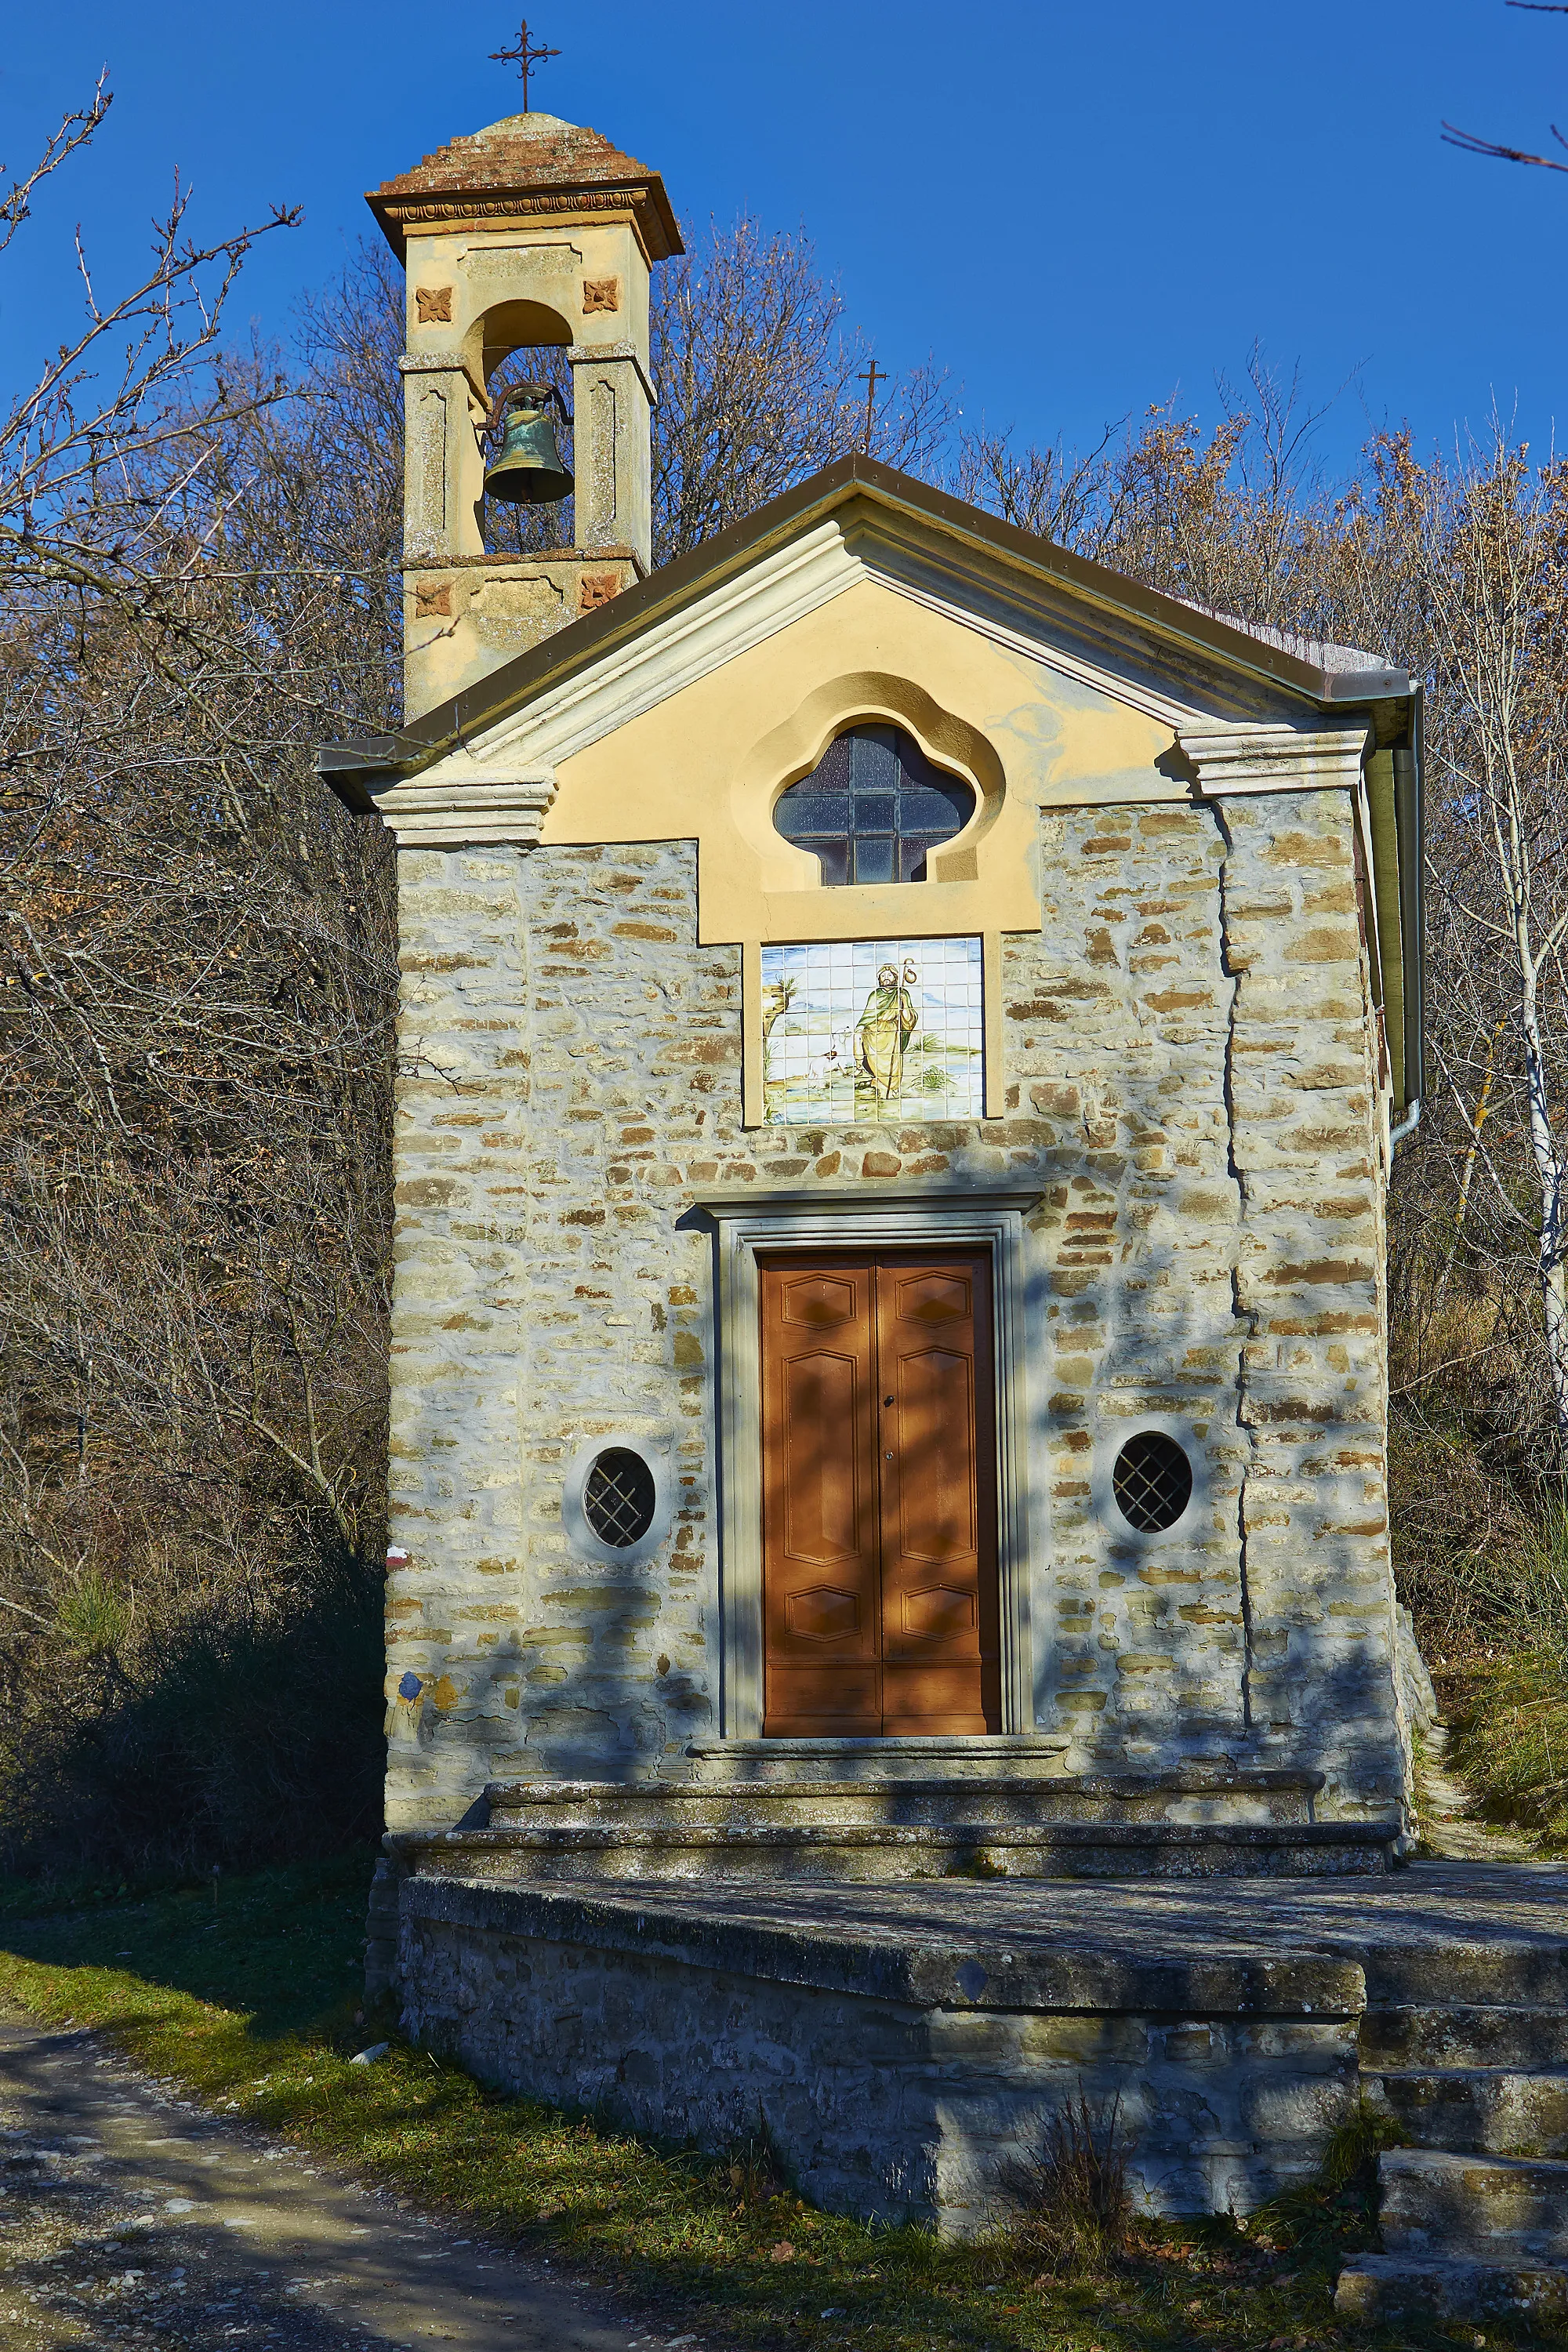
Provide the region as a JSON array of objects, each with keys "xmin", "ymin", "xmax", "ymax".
[{"xmin": 0, "ymin": 2004, "xmax": 712, "ymax": 2352}]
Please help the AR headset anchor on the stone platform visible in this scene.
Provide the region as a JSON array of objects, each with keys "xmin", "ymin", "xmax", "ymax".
[{"xmin": 386, "ymin": 1859, "xmax": 1568, "ymax": 2241}]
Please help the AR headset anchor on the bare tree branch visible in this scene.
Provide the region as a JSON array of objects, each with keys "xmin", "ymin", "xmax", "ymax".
[{"xmin": 1442, "ymin": 119, "xmax": 1568, "ymax": 170}]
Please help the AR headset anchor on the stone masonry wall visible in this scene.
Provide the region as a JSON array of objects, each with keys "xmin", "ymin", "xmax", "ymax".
[
  {"xmin": 397, "ymin": 1876, "xmax": 1364, "ymax": 2227},
  {"xmin": 383, "ymin": 786, "xmax": 1405, "ymax": 1833}
]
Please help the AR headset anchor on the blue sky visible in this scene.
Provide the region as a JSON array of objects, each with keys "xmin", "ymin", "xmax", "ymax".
[{"xmin": 2, "ymin": 0, "xmax": 1563, "ymax": 480}]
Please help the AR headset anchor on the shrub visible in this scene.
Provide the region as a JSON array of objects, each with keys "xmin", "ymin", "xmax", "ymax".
[{"xmin": 1003, "ymin": 2090, "xmax": 1134, "ymax": 2273}]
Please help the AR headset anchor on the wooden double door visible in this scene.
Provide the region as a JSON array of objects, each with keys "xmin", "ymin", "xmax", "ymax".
[{"xmin": 760, "ymin": 1250, "xmax": 1000, "ymax": 1737}]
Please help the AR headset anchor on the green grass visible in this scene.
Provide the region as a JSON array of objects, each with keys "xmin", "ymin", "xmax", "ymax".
[
  {"xmin": 1407, "ymin": 1725, "xmax": 1439, "ymax": 1857},
  {"xmin": 1449, "ymin": 1641, "xmax": 1568, "ymax": 1853},
  {"xmin": 0, "ymin": 1850, "xmax": 1543, "ymax": 2351}
]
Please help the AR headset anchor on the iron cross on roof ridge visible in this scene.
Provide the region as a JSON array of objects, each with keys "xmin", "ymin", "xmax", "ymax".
[
  {"xmin": 488, "ymin": 18, "xmax": 562, "ymax": 110},
  {"xmin": 857, "ymin": 359, "xmax": 887, "ymax": 455}
]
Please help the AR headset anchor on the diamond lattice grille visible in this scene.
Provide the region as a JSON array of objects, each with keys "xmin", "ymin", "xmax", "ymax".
[
  {"xmin": 1111, "ymin": 1431, "xmax": 1192, "ymax": 1534},
  {"xmin": 583, "ymin": 1447, "xmax": 657, "ymax": 1548}
]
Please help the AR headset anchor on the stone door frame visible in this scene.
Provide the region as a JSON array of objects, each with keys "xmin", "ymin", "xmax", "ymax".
[{"xmin": 691, "ymin": 1188, "xmax": 1041, "ymax": 1741}]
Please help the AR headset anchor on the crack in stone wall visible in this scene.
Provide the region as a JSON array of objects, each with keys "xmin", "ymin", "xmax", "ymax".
[{"xmin": 1211, "ymin": 797, "xmax": 1259, "ymax": 1739}]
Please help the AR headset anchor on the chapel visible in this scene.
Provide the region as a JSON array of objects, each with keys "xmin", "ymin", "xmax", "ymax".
[{"xmin": 323, "ymin": 109, "xmax": 1430, "ymax": 2210}]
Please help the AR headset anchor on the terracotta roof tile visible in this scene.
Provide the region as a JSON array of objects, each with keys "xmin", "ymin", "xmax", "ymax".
[{"xmin": 368, "ymin": 111, "xmax": 683, "ymax": 260}]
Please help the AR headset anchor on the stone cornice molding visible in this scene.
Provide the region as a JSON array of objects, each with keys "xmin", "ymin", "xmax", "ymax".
[
  {"xmin": 397, "ymin": 348, "xmax": 469, "ymax": 376},
  {"xmin": 398, "ymin": 346, "xmax": 488, "ymax": 408},
  {"xmin": 381, "ymin": 190, "xmax": 668, "ymax": 269},
  {"xmin": 1177, "ymin": 720, "xmax": 1372, "ymax": 797},
  {"xmin": 567, "ymin": 340, "xmax": 658, "ymax": 405},
  {"xmin": 373, "ymin": 773, "xmax": 557, "ymax": 849},
  {"xmin": 686, "ymin": 1184, "xmax": 1049, "ymax": 1221}
]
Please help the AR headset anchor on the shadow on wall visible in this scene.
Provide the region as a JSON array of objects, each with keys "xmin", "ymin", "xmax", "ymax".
[
  {"xmin": 0, "ymin": 1540, "xmax": 387, "ymax": 1883},
  {"xmin": 390, "ymin": 1163, "xmax": 1406, "ymax": 1827}
]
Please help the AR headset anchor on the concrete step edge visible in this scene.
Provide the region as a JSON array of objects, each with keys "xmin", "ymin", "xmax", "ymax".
[
  {"xmin": 403, "ymin": 1820, "xmax": 1396, "ymax": 1852},
  {"xmin": 1367, "ymin": 2001, "xmax": 1568, "ymax": 2013},
  {"xmin": 1364, "ymin": 2004, "xmax": 1568, "ymax": 2022},
  {"xmin": 1334, "ymin": 2254, "xmax": 1568, "ymax": 2322},
  {"xmin": 487, "ymin": 1769, "xmax": 1330, "ymax": 1801},
  {"xmin": 1381, "ymin": 2146, "xmax": 1568, "ymax": 2181},
  {"xmin": 1368, "ymin": 2065, "xmax": 1568, "ymax": 2083}
]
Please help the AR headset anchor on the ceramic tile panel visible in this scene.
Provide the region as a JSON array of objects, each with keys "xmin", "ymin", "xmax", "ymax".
[{"xmin": 760, "ymin": 937, "xmax": 984, "ymax": 1126}]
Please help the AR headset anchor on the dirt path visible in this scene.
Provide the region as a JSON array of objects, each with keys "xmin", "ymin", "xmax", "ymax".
[
  {"xmin": 1421, "ymin": 1720, "xmax": 1537, "ymax": 1861},
  {"xmin": 0, "ymin": 2005, "xmax": 703, "ymax": 2352}
]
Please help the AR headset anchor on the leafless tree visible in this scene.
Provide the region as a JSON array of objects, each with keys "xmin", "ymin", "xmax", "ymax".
[
  {"xmin": 652, "ymin": 215, "xmax": 951, "ymax": 563},
  {"xmin": 1443, "ymin": 1, "xmax": 1568, "ymax": 174},
  {"xmin": 0, "ymin": 89, "xmax": 398, "ymax": 1871},
  {"xmin": 1410, "ymin": 438, "xmax": 1568, "ymax": 1450}
]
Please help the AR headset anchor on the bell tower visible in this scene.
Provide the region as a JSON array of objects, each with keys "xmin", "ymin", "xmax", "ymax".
[{"xmin": 368, "ymin": 113, "xmax": 682, "ymax": 718}]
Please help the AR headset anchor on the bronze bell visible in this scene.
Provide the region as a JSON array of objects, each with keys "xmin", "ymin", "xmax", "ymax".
[{"xmin": 483, "ymin": 383, "xmax": 572, "ymax": 506}]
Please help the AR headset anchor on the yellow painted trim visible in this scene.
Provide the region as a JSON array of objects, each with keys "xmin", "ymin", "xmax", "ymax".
[
  {"xmin": 539, "ymin": 579, "xmax": 1177, "ymax": 1134},
  {"xmin": 543, "ymin": 580, "xmax": 1174, "ymax": 949}
]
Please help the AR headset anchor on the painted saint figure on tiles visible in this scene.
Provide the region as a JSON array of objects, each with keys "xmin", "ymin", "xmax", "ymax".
[
  {"xmin": 758, "ymin": 935, "xmax": 982, "ymax": 1125},
  {"xmin": 854, "ymin": 959, "xmax": 919, "ymax": 1102}
]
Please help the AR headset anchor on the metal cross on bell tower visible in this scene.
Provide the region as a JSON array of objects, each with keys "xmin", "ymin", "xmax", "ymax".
[{"xmin": 488, "ymin": 18, "xmax": 561, "ymax": 111}]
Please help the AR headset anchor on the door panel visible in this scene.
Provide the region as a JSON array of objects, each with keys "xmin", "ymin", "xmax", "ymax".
[
  {"xmin": 760, "ymin": 1250, "xmax": 1000, "ymax": 1738},
  {"xmin": 762, "ymin": 1260, "xmax": 879, "ymax": 1736},
  {"xmin": 877, "ymin": 1258, "xmax": 999, "ymax": 1733},
  {"xmin": 891, "ymin": 1348, "xmax": 978, "ymax": 1562},
  {"xmin": 781, "ymin": 1350, "xmax": 862, "ymax": 1562}
]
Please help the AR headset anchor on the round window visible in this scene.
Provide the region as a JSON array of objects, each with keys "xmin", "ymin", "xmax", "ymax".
[
  {"xmin": 581, "ymin": 1446, "xmax": 658, "ymax": 1549},
  {"xmin": 1111, "ymin": 1431, "xmax": 1193, "ymax": 1534}
]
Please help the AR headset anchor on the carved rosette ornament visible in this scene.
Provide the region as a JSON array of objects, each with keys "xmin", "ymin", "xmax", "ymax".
[
  {"xmin": 582, "ymin": 276, "xmax": 620, "ymax": 315},
  {"xmin": 579, "ymin": 572, "xmax": 621, "ymax": 612},
  {"xmin": 414, "ymin": 581, "xmax": 452, "ymax": 619},
  {"xmin": 415, "ymin": 286, "xmax": 454, "ymax": 324}
]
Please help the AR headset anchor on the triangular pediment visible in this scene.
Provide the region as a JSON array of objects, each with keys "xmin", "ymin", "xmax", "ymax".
[
  {"xmin": 318, "ymin": 455, "xmax": 1421, "ymax": 1127},
  {"xmin": 322, "ymin": 459, "xmax": 1408, "ymax": 814}
]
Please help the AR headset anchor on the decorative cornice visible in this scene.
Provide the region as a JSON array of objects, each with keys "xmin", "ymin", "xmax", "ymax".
[
  {"xmin": 442, "ymin": 519, "xmax": 1213, "ymax": 786},
  {"xmin": 684, "ymin": 1185, "xmax": 1050, "ymax": 1221},
  {"xmin": 378, "ymin": 189, "xmax": 670, "ymax": 268},
  {"xmin": 1177, "ymin": 720, "xmax": 1372, "ymax": 797},
  {"xmin": 372, "ymin": 774, "xmax": 557, "ymax": 849},
  {"xmin": 402, "ymin": 547, "xmax": 638, "ymax": 573},
  {"xmin": 567, "ymin": 340, "xmax": 658, "ymax": 405},
  {"xmin": 397, "ymin": 347, "xmax": 469, "ymax": 376},
  {"xmin": 321, "ymin": 458, "xmax": 1414, "ymax": 817}
]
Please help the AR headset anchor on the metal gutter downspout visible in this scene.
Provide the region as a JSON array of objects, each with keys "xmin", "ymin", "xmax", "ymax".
[{"xmin": 1389, "ymin": 687, "xmax": 1425, "ymax": 1151}]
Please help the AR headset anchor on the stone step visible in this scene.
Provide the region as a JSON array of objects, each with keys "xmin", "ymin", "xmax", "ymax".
[
  {"xmin": 396, "ymin": 1816, "xmax": 1398, "ymax": 1883},
  {"xmin": 1365, "ymin": 2067, "xmax": 1568, "ymax": 2154},
  {"xmin": 1359, "ymin": 1940, "xmax": 1568, "ymax": 2006},
  {"xmin": 1361, "ymin": 2003, "xmax": 1568, "ymax": 2069},
  {"xmin": 1377, "ymin": 2147, "xmax": 1568, "ymax": 2264},
  {"xmin": 686, "ymin": 1733, "xmax": 1074, "ymax": 1785},
  {"xmin": 484, "ymin": 1769, "xmax": 1328, "ymax": 1832},
  {"xmin": 1334, "ymin": 2253, "xmax": 1568, "ymax": 2325}
]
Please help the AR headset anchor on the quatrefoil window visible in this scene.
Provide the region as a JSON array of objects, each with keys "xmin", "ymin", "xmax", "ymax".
[{"xmin": 773, "ymin": 724, "xmax": 975, "ymax": 886}]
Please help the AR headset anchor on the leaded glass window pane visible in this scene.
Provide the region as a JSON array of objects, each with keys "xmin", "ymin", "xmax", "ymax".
[{"xmin": 773, "ymin": 724, "xmax": 975, "ymax": 886}]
